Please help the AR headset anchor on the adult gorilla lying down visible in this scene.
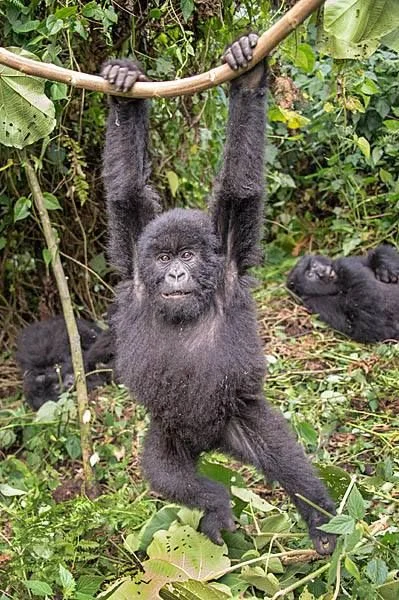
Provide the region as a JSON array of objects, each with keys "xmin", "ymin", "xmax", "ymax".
[
  {"xmin": 16, "ymin": 316, "xmax": 115, "ymax": 409},
  {"xmin": 101, "ymin": 35, "xmax": 336, "ymax": 554},
  {"xmin": 287, "ymin": 244, "xmax": 399, "ymax": 343}
]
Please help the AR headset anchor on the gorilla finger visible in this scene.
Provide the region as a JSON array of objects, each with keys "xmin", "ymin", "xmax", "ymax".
[
  {"xmin": 249, "ymin": 33, "xmax": 259, "ymax": 48},
  {"xmin": 231, "ymin": 41, "xmax": 247, "ymax": 68},
  {"xmin": 108, "ymin": 64, "xmax": 121, "ymax": 85},
  {"xmin": 101, "ymin": 64, "xmax": 112, "ymax": 79},
  {"xmin": 115, "ymin": 66, "xmax": 129, "ymax": 91},
  {"xmin": 239, "ymin": 36, "xmax": 253, "ymax": 62},
  {"xmin": 123, "ymin": 71, "xmax": 139, "ymax": 92},
  {"xmin": 224, "ymin": 49, "xmax": 238, "ymax": 70},
  {"xmin": 137, "ymin": 72, "xmax": 149, "ymax": 82}
]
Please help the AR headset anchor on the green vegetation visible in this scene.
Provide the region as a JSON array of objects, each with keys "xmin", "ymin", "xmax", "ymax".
[{"xmin": 0, "ymin": 1, "xmax": 398, "ymax": 599}]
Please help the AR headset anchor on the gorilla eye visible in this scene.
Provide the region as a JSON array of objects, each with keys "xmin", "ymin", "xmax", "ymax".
[
  {"xmin": 181, "ymin": 250, "xmax": 194, "ymax": 261},
  {"xmin": 158, "ymin": 254, "xmax": 171, "ymax": 263}
]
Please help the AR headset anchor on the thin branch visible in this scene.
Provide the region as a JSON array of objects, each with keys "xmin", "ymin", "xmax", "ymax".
[
  {"xmin": 24, "ymin": 157, "xmax": 95, "ymax": 487},
  {"xmin": 0, "ymin": 0, "xmax": 325, "ymax": 99}
]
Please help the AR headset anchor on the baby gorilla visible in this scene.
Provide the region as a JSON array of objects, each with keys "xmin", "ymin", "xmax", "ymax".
[
  {"xmin": 287, "ymin": 244, "xmax": 399, "ymax": 342},
  {"xmin": 16, "ymin": 316, "xmax": 114, "ymax": 409},
  {"xmin": 101, "ymin": 35, "xmax": 336, "ymax": 554}
]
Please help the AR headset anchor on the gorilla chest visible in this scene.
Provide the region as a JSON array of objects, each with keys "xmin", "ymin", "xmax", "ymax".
[{"xmin": 117, "ymin": 310, "xmax": 258, "ymax": 433}]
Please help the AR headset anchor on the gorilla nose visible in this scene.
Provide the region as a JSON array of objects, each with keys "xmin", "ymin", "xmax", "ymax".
[{"xmin": 167, "ymin": 268, "xmax": 187, "ymax": 283}]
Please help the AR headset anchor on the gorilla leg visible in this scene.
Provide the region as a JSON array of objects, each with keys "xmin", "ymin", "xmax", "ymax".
[
  {"xmin": 220, "ymin": 399, "xmax": 336, "ymax": 554},
  {"xmin": 142, "ymin": 423, "xmax": 235, "ymax": 545}
]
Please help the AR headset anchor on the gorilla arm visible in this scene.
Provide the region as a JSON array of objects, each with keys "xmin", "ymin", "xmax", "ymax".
[
  {"xmin": 210, "ymin": 36, "xmax": 267, "ymax": 276},
  {"xmin": 102, "ymin": 61, "xmax": 161, "ymax": 280}
]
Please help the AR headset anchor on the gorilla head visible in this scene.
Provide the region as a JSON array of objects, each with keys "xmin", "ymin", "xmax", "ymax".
[
  {"xmin": 137, "ymin": 209, "xmax": 224, "ymax": 322},
  {"xmin": 288, "ymin": 255, "xmax": 340, "ymax": 297},
  {"xmin": 23, "ymin": 365, "xmax": 75, "ymax": 410}
]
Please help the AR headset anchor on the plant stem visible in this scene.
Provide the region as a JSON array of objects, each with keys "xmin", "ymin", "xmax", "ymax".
[{"xmin": 24, "ymin": 157, "xmax": 94, "ymax": 486}]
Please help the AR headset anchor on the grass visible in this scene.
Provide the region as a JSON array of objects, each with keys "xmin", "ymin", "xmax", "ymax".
[{"xmin": 0, "ymin": 251, "xmax": 398, "ymax": 599}]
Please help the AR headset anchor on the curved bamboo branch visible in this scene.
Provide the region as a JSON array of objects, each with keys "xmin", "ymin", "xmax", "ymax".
[{"xmin": 0, "ymin": 0, "xmax": 325, "ymax": 98}]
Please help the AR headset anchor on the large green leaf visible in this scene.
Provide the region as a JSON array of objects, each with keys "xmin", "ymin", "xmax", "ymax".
[
  {"xmin": 148, "ymin": 525, "xmax": 230, "ymax": 580},
  {"xmin": 324, "ymin": 0, "xmax": 399, "ymax": 42},
  {"xmin": 105, "ymin": 525, "xmax": 230, "ymax": 600},
  {"xmin": 322, "ymin": 0, "xmax": 399, "ymax": 58},
  {"xmin": 0, "ymin": 47, "xmax": 55, "ymax": 149}
]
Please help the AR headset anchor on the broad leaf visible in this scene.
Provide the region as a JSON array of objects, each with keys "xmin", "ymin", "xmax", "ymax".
[
  {"xmin": 23, "ymin": 580, "xmax": 53, "ymax": 597},
  {"xmin": 318, "ymin": 514, "xmax": 355, "ymax": 535},
  {"xmin": 324, "ymin": 0, "xmax": 399, "ymax": 43},
  {"xmin": 0, "ymin": 48, "xmax": 56, "ymax": 148}
]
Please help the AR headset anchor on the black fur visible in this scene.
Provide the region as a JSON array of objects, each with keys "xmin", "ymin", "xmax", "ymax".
[
  {"xmin": 101, "ymin": 36, "xmax": 336, "ymax": 554},
  {"xmin": 287, "ymin": 244, "xmax": 399, "ymax": 342},
  {"xmin": 16, "ymin": 316, "xmax": 115, "ymax": 410}
]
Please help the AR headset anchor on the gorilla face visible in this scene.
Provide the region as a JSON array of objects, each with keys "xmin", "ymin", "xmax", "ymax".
[
  {"xmin": 137, "ymin": 209, "xmax": 224, "ymax": 322},
  {"xmin": 287, "ymin": 255, "xmax": 340, "ymax": 297},
  {"xmin": 23, "ymin": 366, "xmax": 75, "ymax": 410}
]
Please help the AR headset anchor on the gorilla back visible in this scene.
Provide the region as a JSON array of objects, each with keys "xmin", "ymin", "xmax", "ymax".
[{"xmin": 102, "ymin": 35, "xmax": 336, "ymax": 554}]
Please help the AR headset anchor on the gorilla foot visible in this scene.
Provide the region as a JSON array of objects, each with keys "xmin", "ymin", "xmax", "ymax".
[
  {"xmin": 199, "ymin": 509, "xmax": 236, "ymax": 546},
  {"xmin": 309, "ymin": 511, "xmax": 336, "ymax": 555}
]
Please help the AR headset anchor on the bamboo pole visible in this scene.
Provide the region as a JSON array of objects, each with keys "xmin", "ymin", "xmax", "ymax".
[
  {"xmin": 0, "ymin": 0, "xmax": 325, "ymax": 99},
  {"xmin": 24, "ymin": 158, "xmax": 95, "ymax": 488}
]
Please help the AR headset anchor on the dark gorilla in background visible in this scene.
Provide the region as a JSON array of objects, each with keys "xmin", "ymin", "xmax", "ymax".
[
  {"xmin": 287, "ymin": 244, "xmax": 399, "ymax": 343},
  {"xmin": 101, "ymin": 34, "xmax": 336, "ymax": 554},
  {"xmin": 16, "ymin": 316, "xmax": 115, "ymax": 410}
]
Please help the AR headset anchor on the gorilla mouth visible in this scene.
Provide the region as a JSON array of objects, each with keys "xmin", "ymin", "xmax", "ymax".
[{"xmin": 162, "ymin": 291, "xmax": 192, "ymax": 299}]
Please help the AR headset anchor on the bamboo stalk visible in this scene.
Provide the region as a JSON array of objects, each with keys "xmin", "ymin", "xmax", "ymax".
[
  {"xmin": 24, "ymin": 158, "xmax": 95, "ymax": 487},
  {"xmin": 0, "ymin": 0, "xmax": 325, "ymax": 99}
]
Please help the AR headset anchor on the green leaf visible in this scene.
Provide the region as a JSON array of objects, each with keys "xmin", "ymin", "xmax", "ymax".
[
  {"xmin": 296, "ymin": 420, "xmax": 318, "ymax": 447},
  {"xmin": 231, "ymin": 486, "xmax": 276, "ymax": 513},
  {"xmin": 0, "ymin": 48, "xmax": 56, "ymax": 148},
  {"xmin": 42, "ymin": 248, "xmax": 52, "ymax": 266},
  {"xmin": 50, "ymin": 82, "xmax": 68, "ymax": 101},
  {"xmin": 147, "ymin": 524, "xmax": 230, "ymax": 578},
  {"xmin": 23, "ymin": 580, "xmax": 53, "ymax": 597},
  {"xmin": 13, "ymin": 196, "xmax": 31, "ymax": 222},
  {"xmin": 59, "ymin": 564, "xmax": 75, "ymax": 594},
  {"xmin": 366, "ymin": 558, "xmax": 389, "ymax": 585},
  {"xmin": 149, "ymin": 8, "xmax": 162, "ymax": 19},
  {"xmin": 199, "ymin": 459, "xmax": 245, "ymax": 489},
  {"xmin": 0, "ymin": 483, "xmax": 27, "ymax": 496},
  {"xmin": 43, "ymin": 192, "xmax": 62, "ymax": 210},
  {"xmin": 65, "ymin": 436, "xmax": 82, "ymax": 460},
  {"xmin": 360, "ymin": 78, "xmax": 380, "ymax": 95},
  {"xmin": 345, "ymin": 556, "xmax": 361, "ymax": 582},
  {"xmin": 241, "ymin": 567, "xmax": 280, "ymax": 594},
  {"xmin": 166, "ymin": 170, "xmax": 179, "ymax": 197},
  {"xmin": 170, "ymin": 579, "xmax": 230, "ymax": 598},
  {"xmin": 382, "ymin": 27, "xmax": 399, "ymax": 51},
  {"xmin": 12, "ymin": 20, "xmax": 41, "ymax": 33},
  {"xmin": 181, "ymin": 0, "xmax": 194, "ymax": 22},
  {"xmin": 316, "ymin": 464, "xmax": 352, "ymax": 501},
  {"xmin": 294, "ymin": 43, "xmax": 315, "ymax": 73},
  {"xmin": 356, "ymin": 136, "xmax": 370, "ymax": 160},
  {"xmin": 318, "ymin": 514, "xmax": 356, "ymax": 535},
  {"xmin": 324, "ymin": 0, "xmax": 399, "ymax": 43},
  {"xmin": 377, "ymin": 581, "xmax": 399, "ymax": 600},
  {"xmin": 54, "ymin": 6, "xmax": 78, "ymax": 19},
  {"xmin": 76, "ymin": 574, "xmax": 104, "ymax": 595},
  {"xmin": 346, "ymin": 485, "xmax": 366, "ymax": 520},
  {"xmin": 138, "ymin": 505, "xmax": 180, "ymax": 550},
  {"xmin": 383, "ymin": 120, "xmax": 399, "ymax": 131}
]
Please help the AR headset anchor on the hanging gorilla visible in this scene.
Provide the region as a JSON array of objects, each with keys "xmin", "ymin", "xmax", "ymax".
[
  {"xmin": 101, "ymin": 34, "xmax": 336, "ymax": 554},
  {"xmin": 287, "ymin": 244, "xmax": 399, "ymax": 343}
]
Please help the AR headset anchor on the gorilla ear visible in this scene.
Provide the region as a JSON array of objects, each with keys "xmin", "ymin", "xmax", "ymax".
[{"xmin": 36, "ymin": 374, "xmax": 46, "ymax": 383}]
